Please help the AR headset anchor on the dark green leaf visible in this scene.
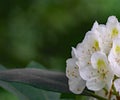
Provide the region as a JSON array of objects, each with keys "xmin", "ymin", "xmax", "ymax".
[
  {"xmin": 0, "ymin": 64, "xmax": 60, "ymax": 100},
  {"xmin": 0, "ymin": 68, "xmax": 70, "ymax": 93},
  {"xmin": 11, "ymin": 82, "xmax": 60, "ymax": 100},
  {"xmin": 60, "ymin": 93, "xmax": 76, "ymax": 99},
  {"xmin": 0, "ymin": 81, "xmax": 27, "ymax": 100}
]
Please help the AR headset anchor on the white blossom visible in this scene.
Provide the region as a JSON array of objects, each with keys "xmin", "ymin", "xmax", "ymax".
[
  {"xmin": 106, "ymin": 16, "xmax": 120, "ymax": 39},
  {"xmin": 96, "ymin": 24, "xmax": 111, "ymax": 54},
  {"xmin": 95, "ymin": 16, "xmax": 120, "ymax": 55},
  {"xmin": 76, "ymin": 21, "xmax": 100, "ymax": 69},
  {"xmin": 66, "ymin": 48, "xmax": 86, "ymax": 94},
  {"xmin": 80, "ymin": 52, "xmax": 113, "ymax": 91},
  {"xmin": 66, "ymin": 16, "xmax": 120, "ymax": 99},
  {"xmin": 114, "ymin": 79, "xmax": 120, "ymax": 95},
  {"xmin": 108, "ymin": 38, "xmax": 120, "ymax": 77}
]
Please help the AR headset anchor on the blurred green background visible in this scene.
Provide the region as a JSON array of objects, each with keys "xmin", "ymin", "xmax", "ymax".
[{"xmin": 0, "ymin": 0, "xmax": 120, "ymax": 99}]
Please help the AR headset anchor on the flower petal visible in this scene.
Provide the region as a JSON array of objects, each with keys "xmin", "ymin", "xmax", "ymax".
[
  {"xmin": 83, "ymin": 31, "xmax": 100, "ymax": 52},
  {"xmin": 68, "ymin": 78, "xmax": 86, "ymax": 94},
  {"xmin": 71, "ymin": 47, "xmax": 78, "ymax": 58},
  {"xmin": 96, "ymin": 25, "xmax": 112, "ymax": 54},
  {"xmin": 91, "ymin": 52, "xmax": 108, "ymax": 69},
  {"xmin": 86, "ymin": 76, "xmax": 105, "ymax": 91},
  {"xmin": 106, "ymin": 16, "xmax": 120, "ymax": 39},
  {"xmin": 112, "ymin": 38, "xmax": 120, "ymax": 55},
  {"xmin": 114, "ymin": 79, "xmax": 120, "ymax": 95},
  {"xmin": 108, "ymin": 50, "xmax": 120, "ymax": 77},
  {"xmin": 107, "ymin": 16, "xmax": 119, "ymax": 26},
  {"xmin": 91, "ymin": 21, "xmax": 99, "ymax": 31},
  {"xmin": 66, "ymin": 58, "xmax": 79, "ymax": 79},
  {"xmin": 80, "ymin": 66, "xmax": 97, "ymax": 81},
  {"xmin": 108, "ymin": 38, "xmax": 120, "ymax": 77}
]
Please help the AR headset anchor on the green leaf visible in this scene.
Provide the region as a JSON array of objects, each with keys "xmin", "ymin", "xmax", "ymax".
[
  {"xmin": 0, "ymin": 88, "xmax": 18, "ymax": 100},
  {"xmin": 0, "ymin": 68, "xmax": 69, "ymax": 93},
  {"xmin": 11, "ymin": 82, "xmax": 60, "ymax": 100},
  {"xmin": 60, "ymin": 93, "xmax": 89, "ymax": 100},
  {"xmin": 0, "ymin": 81, "xmax": 27, "ymax": 100},
  {"xmin": 60, "ymin": 93, "xmax": 76, "ymax": 99},
  {"xmin": 75, "ymin": 95, "xmax": 88, "ymax": 100},
  {"xmin": 0, "ymin": 63, "xmax": 60, "ymax": 100}
]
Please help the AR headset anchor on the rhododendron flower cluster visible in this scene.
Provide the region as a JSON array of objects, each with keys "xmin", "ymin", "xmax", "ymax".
[{"xmin": 66, "ymin": 16, "xmax": 120, "ymax": 99}]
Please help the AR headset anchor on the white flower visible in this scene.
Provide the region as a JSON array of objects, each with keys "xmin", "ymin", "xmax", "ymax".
[
  {"xmin": 66, "ymin": 16, "xmax": 120, "ymax": 99},
  {"xmin": 106, "ymin": 16, "xmax": 120, "ymax": 39},
  {"xmin": 96, "ymin": 24, "xmax": 111, "ymax": 54},
  {"xmin": 80, "ymin": 52, "xmax": 113, "ymax": 91},
  {"xmin": 95, "ymin": 16, "xmax": 120, "ymax": 55},
  {"xmin": 76, "ymin": 21, "xmax": 100, "ymax": 68},
  {"xmin": 110, "ymin": 38, "xmax": 120, "ymax": 96},
  {"xmin": 66, "ymin": 48, "xmax": 86, "ymax": 94},
  {"xmin": 114, "ymin": 79, "xmax": 120, "ymax": 95},
  {"xmin": 108, "ymin": 38, "xmax": 120, "ymax": 77},
  {"xmin": 76, "ymin": 22, "xmax": 111, "ymax": 91}
]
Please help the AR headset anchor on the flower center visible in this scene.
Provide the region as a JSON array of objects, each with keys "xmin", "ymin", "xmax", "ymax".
[
  {"xmin": 96, "ymin": 59, "xmax": 108, "ymax": 80},
  {"xmin": 92, "ymin": 40, "xmax": 99, "ymax": 51},
  {"xmin": 111, "ymin": 28, "xmax": 119, "ymax": 38},
  {"xmin": 97, "ymin": 59, "xmax": 106, "ymax": 69},
  {"xmin": 115, "ymin": 45, "xmax": 120, "ymax": 54}
]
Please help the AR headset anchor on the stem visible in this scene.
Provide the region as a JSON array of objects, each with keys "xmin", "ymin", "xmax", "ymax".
[
  {"xmin": 75, "ymin": 95, "xmax": 86, "ymax": 100},
  {"xmin": 116, "ymin": 96, "xmax": 120, "ymax": 100},
  {"xmin": 108, "ymin": 81, "xmax": 114, "ymax": 100},
  {"xmin": 84, "ymin": 91, "xmax": 107, "ymax": 100},
  {"xmin": 112, "ymin": 82, "xmax": 119, "ymax": 96}
]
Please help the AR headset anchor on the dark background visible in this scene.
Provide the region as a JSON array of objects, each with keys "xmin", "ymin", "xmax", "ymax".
[{"xmin": 0, "ymin": 0, "xmax": 120, "ymax": 99}]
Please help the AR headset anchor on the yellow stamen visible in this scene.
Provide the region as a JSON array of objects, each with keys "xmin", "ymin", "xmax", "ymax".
[
  {"xmin": 111, "ymin": 28, "xmax": 119, "ymax": 38},
  {"xmin": 93, "ymin": 40, "xmax": 99, "ymax": 51},
  {"xmin": 115, "ymin": 45, "xmax": 120, "ymax": 53},
  {"xmin": 97, "ymin": 59, "xmax": 106, "ymax": 69}
]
